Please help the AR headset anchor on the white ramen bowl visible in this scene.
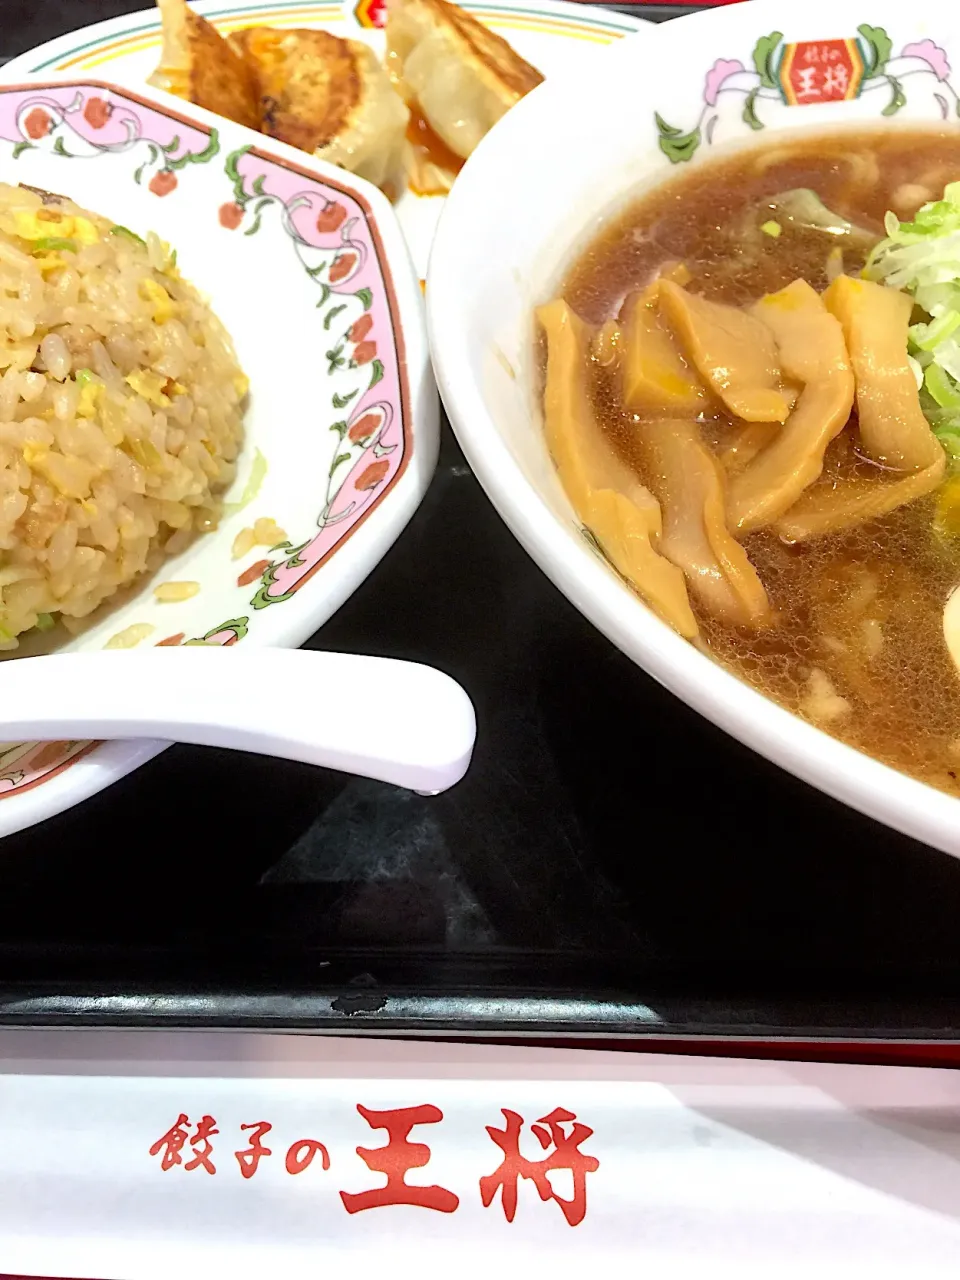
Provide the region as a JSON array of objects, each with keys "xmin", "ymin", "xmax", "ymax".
[
  {"xmin": 0, "ymin": 75, "xmax": 436, "ymax": 836},
  {"xmin": 429, "ymin": 0, "xmax": 960, "ymax": 856}
]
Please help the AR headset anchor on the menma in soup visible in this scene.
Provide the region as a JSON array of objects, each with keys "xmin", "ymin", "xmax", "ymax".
[{"xmin": 540, "ymin": 128, "xmax": 960, "ymax": 797}]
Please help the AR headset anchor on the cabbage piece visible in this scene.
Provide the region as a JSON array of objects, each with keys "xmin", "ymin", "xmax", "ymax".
[{"xmin": 766, "ymin": 189, "xmax": 878, "ymax": 249}]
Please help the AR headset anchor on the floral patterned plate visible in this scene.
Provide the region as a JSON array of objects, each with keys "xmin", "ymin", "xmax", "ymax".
[
  {"xmin": 0, "ymin": 0, "xmax": 651, "ymax": 281},
  {"xmin": 0, "ymin": 0, "xmax": 649, "ymax": 833},
  {"xmin": 0, "ymin": 78, "xmax": 435, "ymax": 836}
]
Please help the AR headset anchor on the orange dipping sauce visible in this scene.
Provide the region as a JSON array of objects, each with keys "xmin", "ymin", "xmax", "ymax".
[{"xmin": 406, "ymin": 104, "xmax": 464, "ymax": 195}]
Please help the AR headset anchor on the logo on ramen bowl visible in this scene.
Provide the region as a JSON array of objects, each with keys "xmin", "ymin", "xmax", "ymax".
[
  {"xmin": 354, "ymin": 0, "xmax": 386, "ymax": 27},
  {"xmin": 779, "ymin": 39, "xmax": 865, "ymax": 105},
  {"xmin": 654, "ymin": 24, "xmax": 960, "ymax": 163}
]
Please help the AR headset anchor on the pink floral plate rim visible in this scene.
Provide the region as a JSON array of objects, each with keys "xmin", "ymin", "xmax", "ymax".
[{"xmin": 0, "ymin": 79, "xmax": 414, "ymax": 804}]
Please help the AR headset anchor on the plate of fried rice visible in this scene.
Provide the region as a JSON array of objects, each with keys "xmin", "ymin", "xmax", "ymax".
[{"xmin": 0, "ymin": 76, "xmax": 436, "ymax": 834}]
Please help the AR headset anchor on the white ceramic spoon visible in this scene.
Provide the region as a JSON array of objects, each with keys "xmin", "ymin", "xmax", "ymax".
[{"xmin": 0, "ymin": 647, "xmax": 476, "ymax": 794}]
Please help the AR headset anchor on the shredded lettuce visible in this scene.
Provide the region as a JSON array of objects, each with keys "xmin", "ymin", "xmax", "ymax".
[
  {"xmin": 910, "ymin": 310, "xmax": 960, "ymax": 351},
  {"xmin": 938, "ymin": 430, "xmax": 960, "ymax": 462},
  {"xmin": 925, "ymin": 363, "xmax": 960, "ymax": 410},
  {"xmin": 865, "ymin": 183, "xmax": 960, "ymax": 456}
]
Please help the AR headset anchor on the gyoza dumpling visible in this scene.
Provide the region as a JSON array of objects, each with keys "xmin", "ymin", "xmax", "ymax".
[
  {"xmin": 149, "ymin": 0, "xmax": 260, "ymax": 128},
  {"xmin": 228, "ymin": 27, "xmax": 409, "ymax": 194},
  {"xmin": 386, "ymin": 0, "xmax": 542, "ymax": 174},
  {"xmin": 150, "ymin": 0, "xmax": 409, "ymax": 195}
]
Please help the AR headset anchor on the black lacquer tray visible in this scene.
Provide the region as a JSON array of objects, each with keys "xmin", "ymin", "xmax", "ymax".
[{"xmin": 1, "ymin": 0, "xmax": 960, "ymax": 1043}]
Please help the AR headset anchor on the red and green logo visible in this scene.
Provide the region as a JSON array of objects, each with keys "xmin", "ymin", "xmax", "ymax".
[
  {"xmin": 353, "ymin": 0, "xmax": 385, "ymax": 28},
  {"xmin": 780, "ymin": 38, "xmax": 865, "ymax": 105}
]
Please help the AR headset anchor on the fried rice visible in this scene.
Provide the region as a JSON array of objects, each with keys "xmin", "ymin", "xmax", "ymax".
[{"xmin": 0, "ymin": 181, "xmax": 246, "ymax": 647}]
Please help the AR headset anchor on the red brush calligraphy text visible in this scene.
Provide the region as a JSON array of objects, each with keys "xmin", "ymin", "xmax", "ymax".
[
  {"xmin": 183, "ymin": 1114, "xmax": 219, "ymax": 1174},
  {"xmin": 235, "ymin": 1121, "xmax": 273, "ymax": 1179},
  {"xmin": 340, "ymin": 1104, "xmax": 459, "ymax": 1214},
  {"xmin": 286, "ymin": 1139, "xmax": 331, "ymax": 1175},
  {"xmin": 148, "ymin": 1114, "xmax": 191, "ymax": 1171},
  {"xmin": 149, "ymin": 1113, "xmax": 219, "ymax": 1175},
  {"xmin": 480, "ymin": 1107, "xmax": 599, "ymax": 1226}
]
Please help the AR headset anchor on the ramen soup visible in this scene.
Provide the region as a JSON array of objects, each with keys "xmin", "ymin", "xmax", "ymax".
[{"xmin": 540, "ymin": 127, "xmax": 960, "ymax": 797}]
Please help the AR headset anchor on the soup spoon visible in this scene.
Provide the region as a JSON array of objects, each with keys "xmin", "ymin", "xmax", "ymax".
[{"xmin": 0, "ymin": 647, "xmax": 476, "ymax": 794}]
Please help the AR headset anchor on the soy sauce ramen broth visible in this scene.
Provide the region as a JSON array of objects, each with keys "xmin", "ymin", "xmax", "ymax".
[{"xmin": 559, "ymin": 127, "xmax": 960, "ymax": 797}]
